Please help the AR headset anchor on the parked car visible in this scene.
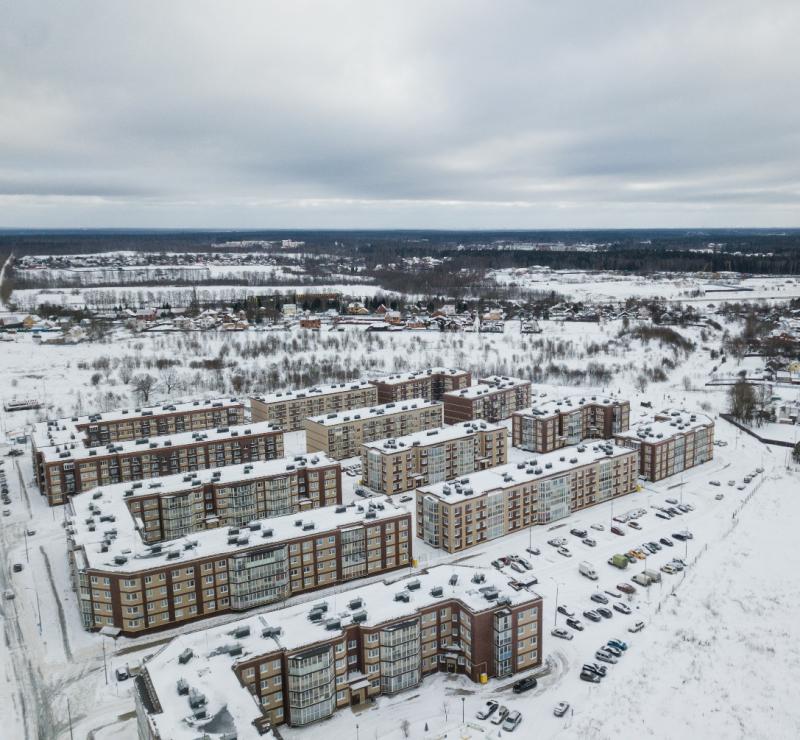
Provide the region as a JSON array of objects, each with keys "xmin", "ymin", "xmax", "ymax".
[
  {"xmin": 557, "ymin": 547, "xmax": 572, "ymax": 558},
  {"xmin": 666, "ymin": 497, "xmax": 678, "ymax": 505},
  {"xmin": 526, "ymin": 546, "xmax": 541, "ymax": 556},
  {"xmin": 551, "ymin": 627, "xmax": 573, "ymax": 640},
  {"xmin": 491, "ymin": 560, "xmax": 503, "ymax": 570},
  {"xmin": 557, "ymin": 605, "xmax": 575, "ymax": 617},
  {"xmin": 737, "ymin": 484, "xmax": 746, "ymax": 491},
  {"xmin": 3, "ymin": 589, "xmax": 15, "ymax": 600},
  {"xmin": 517, "ymin": 557, "xmax": 533, "ymax": 570},
  {"xmin": 570, "ymin": 528, "xmax": 588, "ymax": 538},
  {"xmin": 715, "ymin": 493, "xmax": 724, "ymax": 500},
  {"xmin": 554, "ymin": 701, "xmax": 570, "ymax": 718},
  {"xmin": 490, "ymin": 706, "xmax": 509, "ymax": 725},
  {"xmin": 510, "ymin": 561, "xmax": 526, "ymax": 573},
  {"xmin": 582, "ymin": 537, "xmax": 597, "ymax": 547},
  {"xmin": 12, "ymin": 563, "xmax": 23, "ymax": 573},
  {"xmin": 512, "ymin": 676, "xmax": 537, "ymax": 694},
  {"xmin": 629, "ymin": 620, "xmax": 646, "ymax": 633},
  {"xmin": 580, "ymin": 670, "xmax": 601, "ymax": 683},
  {"xmin": 677, "ymin": 504, "xmax": 690, "ymax": 513},
  {"xmin": 596, "ymin": 607, "xmax": 613, "ymax": 619},
  {"xmin": 660, "ymin": 537, "xmax": 673, "ymax": 547},
  {"xmin": 617, "ymin": 582, "xmax": 636, "ymax": 595},
  {"xmin": 628, "ymin": 521, "xmax": 642, "ymax": 530},
  {"xmin": 590, "ymin": 523, "xmax": 605, "ymax": 531},
  {"xmin": 603, "ymin": 643, "xmax": 622, "ymax": 657},
  {"xmin": 399, "ymin": 495, "xmax": 413, "ymax": 502},
  {"xmin": 582, "ymin": 663, "xmax": 607, "ymax": 677},
  {"xmin": 727, "ymin": 480, "xmax": 736, "ymax": 486},
  {"xmin": 604, "ymin": 589, "xmax": 622, "ymax": 599},
  {"xmin": 613, "ymin": 602, "xmax": 632, "ymax": 615},
  {"xmin": 566, "ymin": 617, "xmax": 584, "ymax": 631},
  {"xmin": 655, "ymin": 511, "xmax": 671, "ymax": 521},
  {"xmin": 648, "ymin": 541, "xmax": 662, "ymax": 551},
  {"xmin": 709, "ymin": 480, "xmax": 721, "ymax": 487},
  {"xmin": 661, "ymin": 563, "xmax": 678, "ymax": 575},
  {"xmin": 590, "ymin": 592, "xmax": 608, "ymax": 605},
  {"xmin": 595, "ymin": 650, "xmax": 617, "ymax": 664},
  {"xmin": 476, "ymin": 700, "xmax": 499, "ymax": 719},
  {"xmin": 583, "ymin": 609, "xmax": 601, "ymax": 623},
  {"xmin": 611, "ymin": 526, "xmax": 625, "ymax": 536},
  {"xmin": 608, "ymin": 638, "xmax": 628, "ymax": 651},
  {"xmin": 548, "ymin": 537, "xmax": 566, "ymax": 547},
  {"xmin": 669, "ymin": 560, "xmax": 684, "ymax": 571},
  {"xmin": 115, "ymin": 667, "xmax": 129, "ymax": 681},
  {"xmin": 502, "ymin": 710, "xmax": 522, "ymax": 732}
]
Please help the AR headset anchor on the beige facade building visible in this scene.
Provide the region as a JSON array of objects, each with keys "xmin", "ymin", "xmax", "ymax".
[
  {"xmin": 417, "ymin": 443, "xmax": 640, "ymax": 553},
  {"xmin": 38, "ymin": 422, "xmax": 284, "ymax": 505},
  {"xmin": 442, "ymin": 375, "xmax": 531, "ymax": 424},
  {"xmin": 615, "ymin": 409, "xmax": 714, "ymax": 481},
  {"xmin": 134, "ymin": 565, "xmax": 542, "ymax": 736},
  {"xmin": 370, "ymin": 368, "xmax": 471, "ymax": 404},
  {"xmin": 512, "ymin": 394, "xmax": 631, "ymax": 453},
  {"xmin": 361, "ymin": 420, "xmax": 507, "ymax": 496},
  {"xmin": 250, "ymin": 381, "xmax": 377, "ymax": 432},
  {"xmin": 67, "ymin": 489, "xmax": 411, "ymax": 636},
  {"xmin": 83, "ymin": 454, "xmax": 341, "ymax": 544},
  {"xmin": 305, "ymin": 399, "xmax": 443, "ymax": 460}
]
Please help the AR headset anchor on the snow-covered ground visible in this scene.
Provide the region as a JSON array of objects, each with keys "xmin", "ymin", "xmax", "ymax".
[{"xmin": 1, "ymin": 287, "xmax": 798, "ymax": 739}]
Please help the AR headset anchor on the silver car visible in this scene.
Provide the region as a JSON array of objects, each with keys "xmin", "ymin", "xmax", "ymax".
[{"xmin": 502, "ymin": 710, "xmax": 522, "ymax": 732}]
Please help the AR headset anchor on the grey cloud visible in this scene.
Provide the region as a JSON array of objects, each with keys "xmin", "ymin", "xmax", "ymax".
[{"xmin": 0, "ymin": 0, "xmax": 799, "ymax": 227}]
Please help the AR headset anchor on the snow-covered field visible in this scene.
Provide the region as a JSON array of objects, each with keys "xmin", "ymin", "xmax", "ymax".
[
  {"xmin": 489, "ymin": 268, "xmax": 800, "ymax": 303},
  {"xmin": 1, "ymin": 288, "xmax": 798, "ymax": 739}
]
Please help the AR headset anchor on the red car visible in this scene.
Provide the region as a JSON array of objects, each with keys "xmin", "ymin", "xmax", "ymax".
[
  {"xmin": 617, "ymin": 583, "xmax": 636, "ymax": 595},
  {"xmin": 611, "ymin": 526, "xmax": 625, "ymax": 536}
]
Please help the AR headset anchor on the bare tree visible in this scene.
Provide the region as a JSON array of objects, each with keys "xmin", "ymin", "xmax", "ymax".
[
  {"xmin": 160, "ymin": 367, "xmax": 180, "ymax": 395},
  {"xmin": 132, "ymin": 373, "xmax": 157, "ymax": 403},
  {"xmin": 728, "ymin": 379, "xmax": 755, "ymax": 424}
]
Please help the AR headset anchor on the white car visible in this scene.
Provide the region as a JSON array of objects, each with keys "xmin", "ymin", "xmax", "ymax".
[
  {"xmin": 502, "ymin": 711, "xmax": 522, "ymax": 732},
  {"xmin": 628, "ymin": 620, "xmax": 645, "ymax": 633},
  {"xmin": 590, "ymin": 523, "xmax": 605, "ymax": 531},
  {"xmin": 476, "ymin": 700, "xmax": 499, "ymax": 720},
  {"xmin": 490, "ymin": 706, "xmax": 509, "ymax": 725},
  {"xmin": 709, "ymin": 480, "xmax": 721, "ymax": 487},
  {"xmin": 551, "ymin": 627, "xmax": 573, "ymax": 640}
]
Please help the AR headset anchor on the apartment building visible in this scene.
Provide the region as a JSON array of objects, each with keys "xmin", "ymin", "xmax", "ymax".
[
  {"xmin": 417, "ymin": 442, "xmax": 640, "ymax": 553},
  {"xmin": 82, "ymin": 454, "xmax": 341, "ymax": 544},
  {"xmin": 442, "ymin": 376, "xmax": 531, "ymax": 424},
  {"xmin": 615, "ymin": 409, "xmax": 714, "ymax": 481},
  {"xmin": 31, "ymin": 397, "xmax": 245, "ymax": 493},
  {"xmin": 361, "ymin": 420, "xmax": 507, "ymax": 496},
  {"xmin": 39, "ymin": 422, "xmax": 284, "ymax": 505},
  {"xmin": 512, "ymin": 394, "xmax": 631, "ymax": 453},
  {"xmin": 305, "ymin": 399, "xmax": 443, "ymax": 460},
  {"xmin": 67, "ymin": 490, "xmax": 411, "ymax": 636},
  {"xmin": 250, "ymin": 381, "xmax": 377, "ymax": 432},
  {"xmin": 370, "ymin": 368, "xmax": 471, "ymax": 404},
  {"xmin": 134, "ymin": 565, "xmax": 542, "ymax": 736}
]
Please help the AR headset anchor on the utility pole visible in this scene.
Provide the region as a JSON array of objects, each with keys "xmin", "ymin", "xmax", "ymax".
[
  {"xmin": 67, "ymin": 697, "xmax": 75, "ymax": 740},
  {"xmin": 103, "ymin": 637, "xmax": 108, "ymax": 685}
]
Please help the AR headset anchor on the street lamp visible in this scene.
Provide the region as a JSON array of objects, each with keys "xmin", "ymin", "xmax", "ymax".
[
  {"xmin": 461, "ymin": 696, "xmax": 465, "ymax": 724},
  {"xmin": 549, "ymin": 577, "xmax": 563, "ymax": 626}
]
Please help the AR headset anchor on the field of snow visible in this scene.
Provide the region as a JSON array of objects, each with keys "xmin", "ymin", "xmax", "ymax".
[
  {"xmin": 1, "ymin": 295, "xmax": 798, "ymax": 739},
  {"xmin": 489, "ymin": 268, "xmax": 800, "ymax": 303}
]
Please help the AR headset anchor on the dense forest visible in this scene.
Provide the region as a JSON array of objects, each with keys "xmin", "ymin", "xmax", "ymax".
[{"xmin": 2, "ymin": 229, "xmax": 800, "ymax": 278}]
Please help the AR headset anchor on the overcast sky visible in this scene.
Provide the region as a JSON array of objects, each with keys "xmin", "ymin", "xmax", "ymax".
[{"xmin": 1, "ymin": 1, "xmax": 799, "ymax": 229}]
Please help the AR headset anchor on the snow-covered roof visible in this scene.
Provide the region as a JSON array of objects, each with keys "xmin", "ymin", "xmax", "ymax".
[
  {"xmin": 69, "ymin": 484, "xmax": 405, "ymax": 573},
  {"xmin": 615, "ymin": 408, "xmax": 713, "ymax": 444},
  {"xmin": 32, "ymin": 396, "xmax": 244, "ymax": 449},
  {"xmin": 362, "ymin": 420, "xmax": 503, "ymax": 453},
  {"xmin": 74, "ymin": 453, "xmax": 338, "ymax": 501},
  {"xmin": 251, "ymin": 381, "xmax": 374, "ymax": 405},
  {"xmin": 370, "ymin": 368, "xmax": 468, "ymax": 385},
  {"xmin": 515, "ymin": 393, "xmax": 627, "ymax": 419},
  {"xmin": 307, "ymin": 398, "xmax": 441, "ymax": 426},
  {"xmin": 140, "ymin": 564, "xmax": 538, "ymax": 740},
  {"xmin": 418, "ymin": 442, "xmax": 636, "ymax": 502},
  {"xmin": 444, "ymin": 376, "xmax": 530, "ymax": 400},
  {"xmin": 40, "ymin": 421, "xmax": 280, "ymax": 464}
]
